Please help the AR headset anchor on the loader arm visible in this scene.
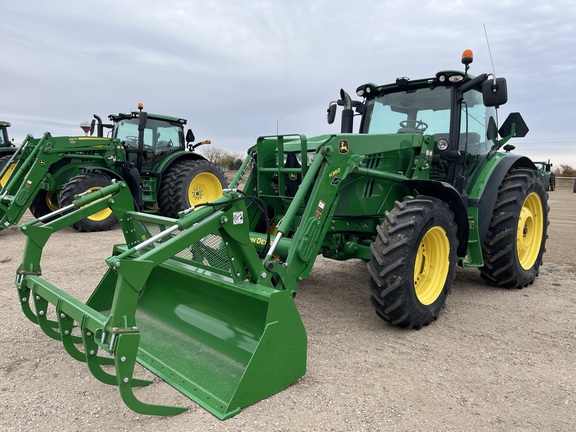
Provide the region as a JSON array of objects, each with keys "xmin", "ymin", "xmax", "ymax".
[{"xmin": 236, "ymin": 132, "xmax": 429, "ymax": 292}]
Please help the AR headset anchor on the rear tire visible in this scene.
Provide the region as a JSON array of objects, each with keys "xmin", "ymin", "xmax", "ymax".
[
  {"xmin": 549, "ymin": 175, "xmax": 555, "ymax": 191},
  {"xmin": 480, "ymin": 168, "xmax": 548, "ymax": 288},
  {"xmin": 158, "ymin": 159, "xmax": 227, "ymax": 218},
  {"xmin": 29, "ymin": 189, "xmax": 60, "ymax": 219},
  {"xmin": 367, "ymin": 196, "xmax": 458, "ymax": 329},
  {"xmin": 59, "ymin": 172, "xmax": 117, "ymax": 232}
]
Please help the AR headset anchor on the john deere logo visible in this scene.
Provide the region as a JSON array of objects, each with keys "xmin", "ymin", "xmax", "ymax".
[{"xmin": 338, "ymin": 139, "xmax": 349, "ymax": 154}]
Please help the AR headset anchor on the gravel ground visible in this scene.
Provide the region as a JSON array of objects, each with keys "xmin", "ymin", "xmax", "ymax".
[{"xmin": 0, "ymin": 185, "xmax": 574, "ymax": 432}]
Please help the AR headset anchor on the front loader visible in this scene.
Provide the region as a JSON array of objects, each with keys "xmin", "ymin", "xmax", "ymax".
[
  {"xmin": 14, "ymin": 51, "xmax": 548, "ymax": 419},
  {"xmin": 0, "ymin": 105, "xmax": 227, "ymax": 231}
]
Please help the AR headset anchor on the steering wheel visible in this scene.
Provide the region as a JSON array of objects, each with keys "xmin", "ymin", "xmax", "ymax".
[
  {"xmin": 121, "ymin": 135, "xmax": 138, "ymax": 148},
  {"xmin": 399, "ymin": 120, "xmax": 428, "ymax": 132}
]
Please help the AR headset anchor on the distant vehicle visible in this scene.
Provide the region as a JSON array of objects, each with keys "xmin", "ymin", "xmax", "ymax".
[
  {"xmin": 0, "ymin": 121, "xmax": 16, "ymax": 158},
  {"xmin": 0, "ymin": 121, "xmax": 17, "ymax": 187},
  {"xmin": 534, "ymin": 160, "xmax": 555, "ymax": 191}
]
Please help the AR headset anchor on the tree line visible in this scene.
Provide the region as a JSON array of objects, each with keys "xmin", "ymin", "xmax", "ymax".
[
  {"xmin": 198, "ymin": 146, "xmax": 245, "ymax": 170},
  {"xmin": 555, "ymin": 165, "xmax": 575, "ymax": 176}
]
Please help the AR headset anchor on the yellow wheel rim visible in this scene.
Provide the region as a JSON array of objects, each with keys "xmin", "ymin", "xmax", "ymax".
[
  {"xmin": 45, "ymin": 190, "xmax": 59, "ymax": 212},
  {"xmin": 187, "ymin": 172, "xmax": 223, "ymax": 205},
  {"xmin": 1, "ymin": 163, "xmax": 16, "ymax": 188},
  {"xmin": 517, "ymin": 192, "xmax": 543, "ymax": 270},
  {"xmin": 84, "ymin": 186, "xmax": 113, "ymax": 221},
  {"xmin": 414, "ymin": 226, "xmax": 450, "ymax": 305}
]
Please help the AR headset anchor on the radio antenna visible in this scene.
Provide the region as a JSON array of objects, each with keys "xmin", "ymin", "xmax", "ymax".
[{"xmin": 483, "ymin": 24, "xmax": 497, "ymax": 83}]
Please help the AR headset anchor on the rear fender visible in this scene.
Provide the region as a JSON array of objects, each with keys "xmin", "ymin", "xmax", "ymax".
[
  {"xmin": 155, "ymin": 151, "xmax": 208, "ymax": 174},
  {"xmin": 403, "ymin": 179, "xmax": 469, "ymax": 258}
]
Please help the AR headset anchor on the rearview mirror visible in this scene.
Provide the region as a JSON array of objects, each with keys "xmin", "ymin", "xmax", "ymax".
[
  {"xmin": 482, "ymin": 77, "xmax": 508, "ymax": 107},
  {"xmin": 327, "ymin": 102, "xmax": 337, "ymax": 125},
  {"xmin": 186, "ymin": 128, "xmax": 195, "ymax": 144}
]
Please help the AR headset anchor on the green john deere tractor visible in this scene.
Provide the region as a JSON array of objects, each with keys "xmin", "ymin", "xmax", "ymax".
[
  {"xmin": 533, "ymin": 160, "xmax": 555, "ymax": 191},
  {"xmin": 14, "ymin": 51, "xmax": 548, "ymax": 419},
  {"xmin": 0, "ymin": 105, "xmax": 226, "ymax": 231},
  {"xmin": 0, "ymin": 121, "xmax": 16, "ymax": 186}
]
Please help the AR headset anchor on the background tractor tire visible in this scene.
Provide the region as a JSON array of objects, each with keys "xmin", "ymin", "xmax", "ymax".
[
  {"xmin": 367, "ymin": 196, "xmax": 459, "ymax": 329},
  {"xmin": 29, "ymin": 189, "xmax": 60, "ymax": 219},
  {"xmin": 573, "ymin": 178, "xmax": 576, "ymax": 193},
  {"xmin": 59, "ymin": 172, "xmax": 117, "ymax": 232},
  {"xmin": 159, "ymin": 159, "xmax": 228, "ymax": 218},
  {"xmin": 480, "ymin": 168, "xmax": 548, "ymax": 288},
  {"xmin": 549, "ymin": 175, "xmax": 555, "ymax": 191}
]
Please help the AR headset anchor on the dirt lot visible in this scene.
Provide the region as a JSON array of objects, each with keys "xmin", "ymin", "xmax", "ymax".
[{"xmin": 1, "ymin": 184, "xmax": 575, "ymax": 432}]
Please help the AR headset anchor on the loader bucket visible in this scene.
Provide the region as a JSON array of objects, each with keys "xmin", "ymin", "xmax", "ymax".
[
  {"xmin": 15, "ymin": 185, "xmax": 307, "ymax": 419},
  {"xmin": 87, "ymin": 261, "xmax": 306, "ymax": 419}
]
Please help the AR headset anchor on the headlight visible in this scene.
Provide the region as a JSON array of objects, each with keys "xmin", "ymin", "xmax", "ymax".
[{"xmin": 437, "ymin": 139, "xmax": 449, "ymax": 151}]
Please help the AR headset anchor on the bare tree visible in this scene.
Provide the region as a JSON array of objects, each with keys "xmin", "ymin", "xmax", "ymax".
[
  {"xmin": 559, "ymin": 164, "xmax": 575, "ymax": 176},
  {"xmin": 198, "ymin": 146, "xmax": 227, "ymax": 166},
  {"xmin": 198, "ymin": 147, "xmax": 245, "ymax": 169}
]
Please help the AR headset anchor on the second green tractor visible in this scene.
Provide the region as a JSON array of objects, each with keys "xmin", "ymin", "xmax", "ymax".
[{"xmin": 0, "ymin": 106, "xmax": 227, "ymax": 231}]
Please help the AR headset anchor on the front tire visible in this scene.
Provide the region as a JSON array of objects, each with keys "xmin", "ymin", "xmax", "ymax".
[
  {"xmin": 59, "ymin": 172, "xmax": 117, "ymax": 232},
  {"xmin": 158, "ymin": 159, "xmax": 227, "ymax": 218},
  {"xmin": 0, "ymin": 155, "xmax": 14, "ymax": 188},
  {"xmin": 367, "ymin": 196, "xmax": 459, "ymax": 329},
  {"xmin": 480, "ymin": 168, "xmax": 548, "ymax": 288}
]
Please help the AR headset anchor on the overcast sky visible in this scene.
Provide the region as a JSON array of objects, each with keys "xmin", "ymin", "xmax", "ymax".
[{"xmin": 2, "ymin": 1, "xmax": 575, "ymax": 168}]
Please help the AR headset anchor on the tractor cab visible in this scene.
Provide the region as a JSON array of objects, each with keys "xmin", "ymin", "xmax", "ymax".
[
  {"xmin": 110, "ymin": 105, "xmax": 188, "ymax": 172},
  {"xmin": 351, "ymin": 50, "xmax": 527, "ymax": 194},
  {"xmin": 0, "ymin": 122, "xmax": 10, "ymax": 147}
]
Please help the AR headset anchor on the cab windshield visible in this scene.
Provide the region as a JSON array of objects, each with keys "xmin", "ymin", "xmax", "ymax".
[
  {"xmin": 113, "ymin": 118, "xmax": 184, "ymax": 151},
  {"xmin": 362, "ymin": 86, "xmax": 453, "ymax": 136},
  {"xmin": 362, "ymin": 85, "xmax": 496, "ymax": 156}
]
